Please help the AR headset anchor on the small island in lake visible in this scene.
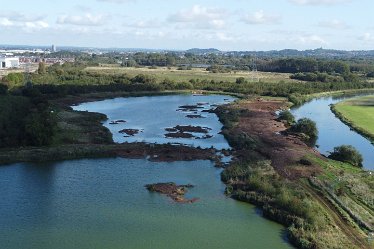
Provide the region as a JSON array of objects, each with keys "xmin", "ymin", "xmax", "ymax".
[{"xmin": 145, "ymin": 182, "xmax": 199, "ymax": 203}]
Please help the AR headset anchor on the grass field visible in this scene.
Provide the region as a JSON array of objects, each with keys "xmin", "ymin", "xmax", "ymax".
[
  {"xmin": 84, "ymin": 66, "xmax": 297, "ymax": 83},
  {"xmin": 333, "ymin": 95, "xmax": 374, "ymax": 141}
]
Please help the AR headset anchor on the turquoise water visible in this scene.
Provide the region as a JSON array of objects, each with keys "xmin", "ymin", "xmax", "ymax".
[
  {"xmin": 0, "ymin": 94, "xmax": 292, "ymax": 249},
  {"xmin": 291, "ymin": 94, "xmax": 374, "ymax": 170}
]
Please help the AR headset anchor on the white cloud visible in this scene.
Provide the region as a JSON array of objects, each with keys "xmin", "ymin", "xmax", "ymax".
[
  {"xmin": 97, "ymin": 0, "xmax": 136, "ymax": 3},
  {"xmin": 359, "ymin": 33, "xmax": 374, "ymax": 41},
  {"xmin": 168, "ymin": 5, "xmax": 227, "ymax": 29},
  {"xmin": 297, "ymin": 35, "xmax": 327, "ymax": 44},
  {"xmin": 0, "ymin": 18, "xmax": 13, "ymax": 27},
  {"xmin": 241, "ymin": 10, "xmax": 281, "ymax": 25},
  {"xmin": 318, "ymin": 19, "xmax": 350, "ymax": 29},
  {"xmin": 0, "ymin": 12, "xmax": 49, "ymax": 32},
  {"xmin": 289, "ymin": 0, "xmax": 351, "ymax": 5},
  {"xmin": 57, "ymin": 13, "xmax": 107, "ymax": 26},
  {"xmin": 125, "ymin": 19, "xmax": 163, "ymax": 29},
  {"xmin": 0, "ymin": 12, "xmax": 45, "ymax": 22}
]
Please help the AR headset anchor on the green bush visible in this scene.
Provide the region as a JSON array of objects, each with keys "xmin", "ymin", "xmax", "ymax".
[
  {"xmin": 289, "ymin": 118, "xmax": 318, "ymax": 140},
  {"xmin": 328, "ymin": 145, "xmax": 363, "ymax": 167},
  {"xmin": 278, "ymin": 110, "xmax": 295, "ymax": 125}
]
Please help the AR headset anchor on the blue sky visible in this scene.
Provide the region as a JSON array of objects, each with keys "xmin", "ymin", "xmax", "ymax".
[{"xmin": 0, "ymin": 0, "xmax": 373, "ymax": 50}]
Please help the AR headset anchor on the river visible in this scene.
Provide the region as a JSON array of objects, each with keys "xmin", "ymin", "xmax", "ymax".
[
  {"xmin": 291, "ymin": 93, "xmax": 374, "ymax": 170},
  {"xmin": 0, "ymin": 94, "xmax": 292, "ymax": 249}
]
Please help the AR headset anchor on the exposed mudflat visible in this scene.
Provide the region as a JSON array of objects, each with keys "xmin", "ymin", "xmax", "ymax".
[
  {"xmin": 119, "ymin": 128, "xmax": 143, "ymax": 136},
  {"xmin": 145, "ymin": 182, "xmax": 199, "ymax": 203},
  {"xmin": 231, "ymin": 99, "xmax": 323, "ymax": 179}
]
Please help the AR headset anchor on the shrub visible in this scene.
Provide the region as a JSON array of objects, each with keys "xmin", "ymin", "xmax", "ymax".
[
  {"xmin": 328, "ymin": 145, "xmax": 363, "ymax": 167},
  {"xmin": 278, "ymin": 110, "xmax": 295, "ymax": 125},
  {"xmin": 236, "ymin": 77, "xmax": 246, "ymax": 84},
  {"xmin": 289, "ymin": 118, "xmax": 318, "ymax": 140},
  {"xmin": 367, "ymin": 72, "xmax": 374, "ymax": 78}
]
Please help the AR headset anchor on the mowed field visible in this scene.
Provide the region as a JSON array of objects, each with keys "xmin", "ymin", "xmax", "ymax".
[
  {"xmin": 335, "ymin": 95, "xmax": 374, "ymax": 138},
  {"xmin": 84, "ymin": 66, "xmax": 297, "ymax": 83}
]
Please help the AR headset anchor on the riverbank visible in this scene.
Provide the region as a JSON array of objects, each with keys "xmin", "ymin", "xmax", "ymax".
[
  {"xmin": 331, "ymin": 95, "xmax": 374, "ymax": 143},
  {"xmin": 216, "ymin": 98, "xmax": 373, "ymax": 249},
  {"xmin": 0, "ymin": 95, "xmax": 224, "ymax": 166},
  {"xmin": 289, "ymin": 88, "xmax": 374, "ymax": 106},
  {"xmin": 1, "ymin": 90, "xmax": 373, "ymax": 249}
]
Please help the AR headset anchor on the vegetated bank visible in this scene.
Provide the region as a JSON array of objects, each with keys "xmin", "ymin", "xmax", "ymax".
[
  {"xmin": 1, "ymin": 62, "xmax": 374, "ymax": 249},
  {"xmin": 331, "ymin": 95, "xmax": 374, "ymax": 143},
  {"xmin": 215, "ymin": 97, "xmax": 373, "ymax": 249},
  {"xmin": 0, "ymin": 87, "xmax": 223, "ymax": 165}
]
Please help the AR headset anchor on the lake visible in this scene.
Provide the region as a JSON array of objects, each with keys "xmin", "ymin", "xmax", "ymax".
[{"xmin": 0, "ymin": 94, "xmax": 292, "ymax": 249}]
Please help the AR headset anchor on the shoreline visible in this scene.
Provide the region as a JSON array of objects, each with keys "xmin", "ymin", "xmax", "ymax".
[
  {"xmin": 331, "ymin": 102, "xmax": 374, "ymax": 144},
  {"xmin": 1, "ymin": 90, "xmax": 373, "ymax": 249},
  {"xmin": 215, "ymin": 97, "xmax": 373, "ymax": 249}
]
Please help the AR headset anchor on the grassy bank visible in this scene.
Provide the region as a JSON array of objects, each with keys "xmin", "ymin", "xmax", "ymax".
[
  {"xmin": 331, "ymin": 95, "xmax": 374, "ymax": 143},
  {"xmin": 84, "ymin": 66, "xmax": 297, "ymax": 84},
  {"xmin": 288, "ymin": 88, "xmax": 374, "ymax": 106},
  {"xmin": 216, "ymin": 98, "xmax": 373, "ymax": 249}
]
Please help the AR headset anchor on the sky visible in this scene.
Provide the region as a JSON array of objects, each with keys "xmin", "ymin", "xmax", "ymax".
[{"xmin": 0, "ymin": 0, "xmax": 373, "ymax": 51}]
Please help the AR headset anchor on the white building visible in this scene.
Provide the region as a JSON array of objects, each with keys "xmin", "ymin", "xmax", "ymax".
[{"xmin": 0, "ymin": 57, "xmax": 20, "ymax": 69}]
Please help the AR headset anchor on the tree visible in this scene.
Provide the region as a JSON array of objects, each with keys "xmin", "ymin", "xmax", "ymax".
[
  {"xmin": 328, "ymin": 145, "xmax": 363, "ymax": 167},
  {"xmin": 38, "ymin": 62, "xmax": 46, "ymax": 74},
  {"xmin": 236, "ymin": 77, "xmax": 246, "ymax": 84},
  {"xmin": 290, "ymin": 118, "xmax": 318, "ymax": 140},
  {"xmin": 0, "ymin": 84, "xmax": 8, "ymax": 95}
]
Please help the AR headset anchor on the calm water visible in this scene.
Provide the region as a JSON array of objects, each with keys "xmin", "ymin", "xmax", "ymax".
[
  {"xmin": 73, "ymin": 94, "xmax": 235, "ymax": 150},
  {"xmin": 0, "ymin": 94, "xmax": 292, "ymax": 249},
  {"xmin": 0, "ymin": 159, "xmax": 291, "ymax": 249},
  {"xmin": 291, "ymin": 94, "xmax": 374, "ymax": 170}
]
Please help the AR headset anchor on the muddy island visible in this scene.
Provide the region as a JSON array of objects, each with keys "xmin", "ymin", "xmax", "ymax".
[
  {"xmin": 145, "ymin": 182, "xmax": 199, "ymax": 203},
  {"xmin": 119, "ymin": 128, "xmax": 143, "ymax": 136},
  {"xmin": 164, "ymin": 125, "xmax": 212, "ymax": 139}
]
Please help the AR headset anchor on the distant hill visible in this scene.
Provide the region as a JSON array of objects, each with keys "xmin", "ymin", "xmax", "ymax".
[
  {"xmin": 225, "ymin": 48, "xmax": 374, "ymax": 59},
  {"xmin": 186, "ymin": 48, "xmax": 221, "ymax": 54}
]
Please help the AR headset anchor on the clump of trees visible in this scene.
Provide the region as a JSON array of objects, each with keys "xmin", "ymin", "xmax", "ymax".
[
  {"xmin": 206, "ymin": 64, "xmax": 231, "ymax": 73},
  {"xmin": 0, "ymin": 84, "xmax": 8, "ymax": 95},
  {"xmin": 328, "ymin": 145, "xmax": 363, "ymax": 167},
  {"xmin": 290, "ymin": 72, "xmax": 345, "ymax": 83},
  {"xmin": 0, "ymin": 86, "xmax": 57, "ymax": 148},
  {"xmin": 289, "ymin": 118, "xmax": 318, "ymax": 143}
]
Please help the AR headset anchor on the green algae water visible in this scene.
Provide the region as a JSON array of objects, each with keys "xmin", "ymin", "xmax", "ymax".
[
  {"xmin": 0, "ymin": 159, "xmax": 291, "ymax": 249},
  {"xmin": 0, "ymin": 94, "xmax": 292, "ymax": 249}
]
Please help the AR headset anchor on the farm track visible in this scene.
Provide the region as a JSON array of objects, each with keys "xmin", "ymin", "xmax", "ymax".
[{"xmin": 301, "ymin": 182, "xmax": 371, "ymax": 249}]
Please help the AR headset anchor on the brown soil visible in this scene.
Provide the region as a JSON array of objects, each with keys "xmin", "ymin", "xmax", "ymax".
[
  {"xmin": 177, "ymin": 105, "xmax": 204, "ymax": 112},
  {"xmin": 119, "ymin": 128, "xmax": 142, "ymax": 136},
  {"xmin": 186, "ymin": 114, "xmax": 205, "ymax": 119},
  {"xmin": 233, "ymin": 99, "xmax": 323, "ymax": 179},
  {"xmin": 145, "ymin": 182, "xmax": 199, "ymax": 203},
  {"xmin": 165, "ymin": 132, "xmax": 195, "ymax": 138},
  {"xmin": 201, "ymin": 109, "xmax": 216, "ymax": 113},
  {"xmin": 109, "ymin": 120, "xmax": 127, "ymax": 125},
  {"xmin": 173, "ymin": 125, "xmax": 211, "ymax": 134},
  {"xmin": 113, "ymin": 143, "xmax": 219, "ymax": 163}
]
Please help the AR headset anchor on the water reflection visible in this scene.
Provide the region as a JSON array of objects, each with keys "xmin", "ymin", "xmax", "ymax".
[{"xmin": 291, "ymin": 93, "xmax": 374, "ymax": 169}]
